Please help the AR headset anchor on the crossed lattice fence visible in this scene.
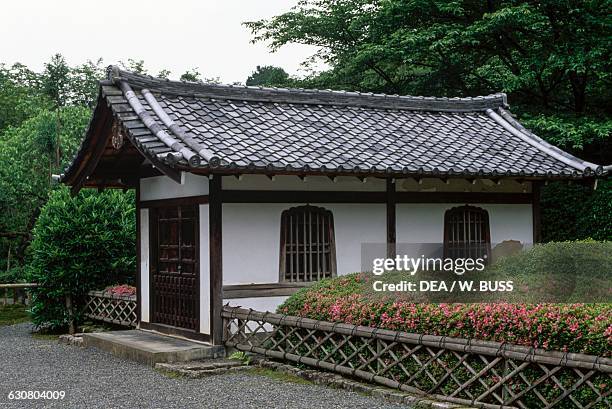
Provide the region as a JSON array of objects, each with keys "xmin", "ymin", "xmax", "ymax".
[
  {"xmin": 222, "ymin": 306, "xmax": 611, "ymax": 409},
  {"xmin": 84, "ymin": 291, "xmax": 137, "ymax": 327}
]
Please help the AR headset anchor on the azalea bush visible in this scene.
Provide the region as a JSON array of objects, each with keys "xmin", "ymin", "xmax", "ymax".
[
  {"xmin": 279, "ymin": 274, "xmax": 612, "ymax": 356},
  {"xmin": 104, "ymin": 284, "xmax": 136, "ymax": 297}
]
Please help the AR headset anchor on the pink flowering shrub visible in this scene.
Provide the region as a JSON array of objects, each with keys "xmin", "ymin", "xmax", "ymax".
[
  {"xmin": 104, "ymin": 284, "xmax": 136, "ymax": 297},
  {"xmin": 278, "ymin": 273, "xmax": 611, "ymax": 356}
]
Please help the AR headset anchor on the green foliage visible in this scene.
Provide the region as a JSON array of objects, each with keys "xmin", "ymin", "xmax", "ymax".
[
  {"xmin": 246, "ymin": 65, "xmax": 291, "ymax": 86},
  {"xmin": 26, "ymin": 187, "xmax": 136, "ymax": 329},
  {"xmin": 229, "ymin": 351, "xmax": 252, "ymax": 365},
  {"xmin": 0, "ymin": 305, "xmax": 30, "ymax": 326},
  {"xmin": 0, "ymin": 107, "xmax": 91, "ymax": 271},
  {"xmin": 541, "ymin": 181, "xmax": 612, "ymax": 242},
  {"xmin": 0, "ymin": 63, "xmax": 50, "ymax": 132},
  {"xmin": 577, "ymin": 180, "xmax": 612, "ymax": 241},
  {"xmin": 246, "ymin": 0, "xmax": 611, "ymax": 113}
]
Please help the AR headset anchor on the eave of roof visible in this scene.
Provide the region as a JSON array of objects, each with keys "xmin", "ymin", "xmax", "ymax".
[{"xmin": 61, "ymin": 66, "xmax": 607, "ymax": 189}]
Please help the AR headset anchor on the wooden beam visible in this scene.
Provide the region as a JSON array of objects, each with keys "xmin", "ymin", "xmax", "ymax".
[
  {"xmin": 139, "ymin": 195, "xmax": 209, "ymax": 209},
  {"xmin": 209, "ymin": 176, "xmax": 223, "ymax": 345},
  {"xmin": 386, "ymin": 178, "xmax": 396, "ymax": 258},
  {"xmin": 223, "ymin": 282, "xmax": 312, "ymax": 299},
  {"xmin": 532, "ymin": 181, "xmax": 542, "ymax": 243}
]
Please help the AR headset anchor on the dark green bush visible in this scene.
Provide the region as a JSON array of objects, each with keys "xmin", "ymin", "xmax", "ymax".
[
  {"xmin": 541, "ymin": 180, "xmax": 612, "ymax": 242},
  {"xmin": 26, "ymin": 187, "xmax": 135, "ymax": 329}
]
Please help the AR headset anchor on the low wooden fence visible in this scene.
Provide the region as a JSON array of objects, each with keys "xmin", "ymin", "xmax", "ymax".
[
  {"xmin": 222, "ymin": 306, "xmax": 611, "ymax": 409},
  {"xmin": 0, "ymin": 283, "xmax": 38, "ymax": 306},
  {"xmin": 84, "ymin": 291, "xmax": 137, "ymax": 327}
]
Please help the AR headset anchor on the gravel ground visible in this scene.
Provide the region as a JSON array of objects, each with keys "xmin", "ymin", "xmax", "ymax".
[{"xmin": 0, "ymin": 323, "xmax": 411, "ymax": 409}]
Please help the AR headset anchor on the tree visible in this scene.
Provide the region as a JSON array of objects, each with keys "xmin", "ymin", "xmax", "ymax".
[
  {"xmin": 0, "ymin": 63, "xmax": 49, "ymax": 132},
  {"xmin": 180, "ymin": 68, "xmax": 201, "ymax": 82},
  {"xmin": 246, "ymin": 65, "xmax": 290, "ymax": 86}
]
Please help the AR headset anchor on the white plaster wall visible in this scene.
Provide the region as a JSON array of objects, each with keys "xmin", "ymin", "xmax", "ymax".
[
  {"xmin": 222, "ymin": 174, "xmax": 385, "ymax": 191},
  {"xmin": 397, "ymin": 178, "xmax": 530, "ymax": 193},
  {"xmin": 139, "ymin": 208, "xmax": 150, "ymax": 323},
  {"xmin": 199, "ymin": 204, "xmax": 211, "ymax": 335},
  {"xmin": 222, "ymin": 203, "xmax": 386, "ymax": 285},
  {"xmin": 224, "ymin": 296, "xmax": 289, "ymax": 313},
  {"xmin": 140, "ymin": 172, "xmax": 209, "ymax": 201},
  {"xmin": 396, "ymin": 204, "xmax": 533, "ymax": 245}
]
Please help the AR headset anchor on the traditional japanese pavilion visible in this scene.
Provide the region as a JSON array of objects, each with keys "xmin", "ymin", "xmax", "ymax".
[{"xmin": 62, "ymin": 67, "xmax": 605, "ymax": 343}]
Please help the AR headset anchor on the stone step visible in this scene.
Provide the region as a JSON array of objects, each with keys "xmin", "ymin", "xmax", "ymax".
[
  {"xmin": 82, "ymin": 330, "xmax": 225, "ymax": 366},
  {"xmin": 155, "ymin": 359, "xmax": 251, "ymax": 378}
]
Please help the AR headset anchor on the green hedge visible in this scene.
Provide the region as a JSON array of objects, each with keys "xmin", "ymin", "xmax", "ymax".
[
  {"xmin": 542, "ymin": 180, "xmax": 612, "ymax": 242},
  {"xmin": 26, "ymin": 187, "xmax": 135, "ymax": 329}
]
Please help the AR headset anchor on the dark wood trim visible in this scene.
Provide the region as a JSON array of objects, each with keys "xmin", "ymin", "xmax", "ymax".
[
  {"xmin": 209, "ymin": 176, "xmax": 223, "ymax": 345},
  {"xmin": 222, "ymin": 190, "xmax": 532, "ymax": 204},
  {"xmin": 223, "ymin": 282, "xmax": 313, "ymax": 299},
  {"xmin": 139, "ymin": 195, "xmax": 209, "ymax": 209},
  {"xmin": 386, "ymin": 178, "xmax": 396, "ymax": 258},
  {"xmin": 532, "ymin": 182, "xmax": 542, "ymax": 243},
  {"xmin": 70, "ymin": 105, "xmax": 113, "ymax": 194},
  {"xmin": 135, "ymin": 178, "xmax": 141, "ymax": 324},
  {"xmin": 139, "ymin": 321, "xmax": 210, "ymax": 342}
]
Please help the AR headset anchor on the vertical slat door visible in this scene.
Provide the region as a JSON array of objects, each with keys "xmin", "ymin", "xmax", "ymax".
[{"xmin": 151, "ymin": 204, "xmax": 199, "ymax": 331}]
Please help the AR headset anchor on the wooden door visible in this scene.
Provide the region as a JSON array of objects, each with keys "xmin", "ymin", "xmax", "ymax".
[{"xmin": 150, "ymin": 204, "xmax": 199, "ymax": 331}]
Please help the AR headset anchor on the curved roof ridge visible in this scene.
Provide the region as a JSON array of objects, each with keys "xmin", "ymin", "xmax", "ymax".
[
  {"xmin": 107, "ymin": 66, "xmax": 507, "ymax": 113},
  {"xmin": 118, "ymin": 79, "xmax": 200, "ymax": 167},
  {"xmin": 140, "ymin": 89, "xmax": 221, "ymax": 166},
  {"xmin": 486, "ymin": 108, "xmax": 603, "ymax": 175}
]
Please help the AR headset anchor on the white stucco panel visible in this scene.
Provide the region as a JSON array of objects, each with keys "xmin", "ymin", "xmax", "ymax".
[
  {"xmin": 199, "ymin": 204, "xmax": 211, "ymax": 335},
  {"xmin": 139, "ymin": 208, "xmax": 150, "ymax": 323},
  {"xmin": 224, "ymin": 296, "xmax": 289, "ymax": 314},
  {"xmin": 222, "ymin": 203, "xmax": 386, "ymax": 285},
  {"xmin": 140, "ymin": 172, "xmax": 209, "ymax": 201}
]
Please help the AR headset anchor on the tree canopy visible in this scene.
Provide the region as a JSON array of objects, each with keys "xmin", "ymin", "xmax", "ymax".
[{"xmin": 246, "ymin": 65, "xmax": 291, "ymax": 86}]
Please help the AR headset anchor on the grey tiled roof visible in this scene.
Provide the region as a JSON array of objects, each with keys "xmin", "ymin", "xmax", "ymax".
[{"xmin": 66, "ymin": 67, "xmax": 604, "ymax": 181}]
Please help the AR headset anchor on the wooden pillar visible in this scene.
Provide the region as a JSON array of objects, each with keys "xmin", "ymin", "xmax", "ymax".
[
  {"xmin": 209, "ymin": 175, "xmax": 223, "ymax": 345},
  {"xmin": 532, "ymin": 181, "xmax": 542, "ymax": 244},
  {"xmin": 386, "ymin": 178, "xmax": 396, "ymax": 258},
  {"xmin": 135, "ymin": 178, "xmax": 141, "ymax": 324}
]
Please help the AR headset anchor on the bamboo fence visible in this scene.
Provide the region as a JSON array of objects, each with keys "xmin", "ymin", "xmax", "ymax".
[
  {"xmin": 84, "ymin": 291, "xmax": 137, "ymax": 327},
  {"xmin": 222, "ymin": 306, "xmax": 611, "ymax": 409}
]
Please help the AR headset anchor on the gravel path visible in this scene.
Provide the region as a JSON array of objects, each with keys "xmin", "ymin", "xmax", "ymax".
[{"xmin": 0, "ymin": 323, "xmax": 411, "ymax": 408}]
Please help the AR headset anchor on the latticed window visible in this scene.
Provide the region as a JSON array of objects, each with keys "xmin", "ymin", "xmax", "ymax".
[
  {"xmin": 444, "ymin": 205, "xmax": 491, "ymax": 262},
  {"xmin": 279, "ymin": 205, "xmax": 337, "ymax": 282}
]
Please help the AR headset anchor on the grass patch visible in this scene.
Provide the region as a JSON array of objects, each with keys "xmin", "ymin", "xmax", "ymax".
[
  {"xmin": 0, "ymin": 304, "xmax": 30, "ymax": 326},
  {"xmin": 31, "ymin": 332, "xmax": 59, "ymax": 341},
  {"xmin": 249, "ymin": 367, "xmax": 313, "ymax": 385},
  {"xmin": 154, "ymin": 368, "xmax": 185, "ymax": 379}
]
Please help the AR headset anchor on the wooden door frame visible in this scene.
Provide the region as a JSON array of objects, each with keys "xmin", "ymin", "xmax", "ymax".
[{"xmin": 147, "ymin": 198, "xmax": 202, "ymax": 336}]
